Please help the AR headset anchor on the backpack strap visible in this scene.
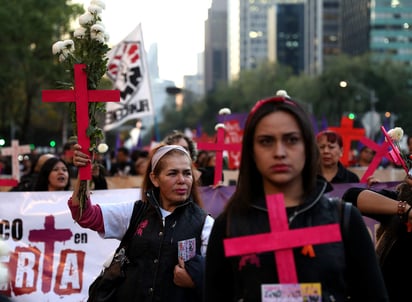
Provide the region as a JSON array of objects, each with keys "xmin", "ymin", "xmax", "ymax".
[
  {"xmin": 329, "ymin": 197, "xmax": 351, "ymax": 243},
  {"xmin": 341, "ymin": 201, "xmax": 351, "ymax": 243}
]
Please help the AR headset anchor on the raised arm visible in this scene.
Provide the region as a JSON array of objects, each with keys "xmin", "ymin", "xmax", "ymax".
[
  {"xmin": 70, "ymin": 143, "xmax": 92, "ymax": 206},
  {"xmin": 343, "ymin": 185, "xmax": 412, "ymax": 224}
]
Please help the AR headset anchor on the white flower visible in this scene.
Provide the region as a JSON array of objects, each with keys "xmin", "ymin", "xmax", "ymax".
[
  {"xmin": 97, "ymin": 143, "xmax": 109, "ymax": 153},
  {"xmin": 91, "ymin": 24, "xmax": 106, "ymax": 43},
  {"xmin": 215, "ymin": 123, "xmax": 225, "ymax": 131},
  {"xmin": 62, "ymin": 40, "xmax": 75, "ymax": 52},
  {"xmin": 79, "ymin": 12, "xmax": 94, "ymax": 26},
  {"xmin": 52, "ymin": 41, "xmax": 65, "ymax": 55},
  {"xmin": 388, "ymin": 127, "xmax": 404, "ymax": 142},
  {"xmin": 91, "ymin": 24, "xmax": 105, "ymax": 34},
  {"xmin": 73, "ymin": 27, "xmax": 87, "ymax": 39},
  {"xmin": 53, "ymin": 40, "xmax": 74, "ymax": 62},
  {"xmin": 95, "ymin": 21, "xmax": 105, "ymax": 29},
  {"xmin": 218, "ymin": 108, "xmax": 231, "ymax": 115},
  {"xmin": 91, "ymin": 0, "xmax": 106, "ymax": 9},
  {"xmin": 88, "ymin": 4, "xmax": 103, "ymax": 15},
  {"xmin": 276, "ymin": 90, "xmax": 290, "ymax": 98}
]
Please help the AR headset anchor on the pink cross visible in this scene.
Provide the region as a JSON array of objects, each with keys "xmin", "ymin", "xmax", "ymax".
[
  {"xmin": 328, "ymin": 117, "xmax": 366, "ymax": 166},
  {"xmin": 196, "ymin": 125, "xmax": 241, "ymax": 186},
  {"xmin": 358, "ymin": 137, "xmax": 391, "ymax": 183},
  {"xmin": 42, "ymin": 64, "xmax": 120, "ymax": 180},
  {"xmin": 381, "ymin": 126, "xmax": 409, "ymax": 174},
  {"xmin": 224, "ymin": 194, "xmax": 342, "ymax": 283},
  {"xmin": 0, "ymin": 139, "xmax": 31, "ymax": 186}
]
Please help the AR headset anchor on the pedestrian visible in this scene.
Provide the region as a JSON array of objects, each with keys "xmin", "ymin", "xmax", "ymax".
[
  {"xmin": 33, "ymin": 157, "xmax": 70, "ymax": 191},
  {"xmin": 9, "ymin": 153, "xmax": 56, "ymax": 191},
  {"xmin": 69, "ymin": 143, "xmax": 214, "ymax": 301},
  {"xmin": 205, "ymin": 94, "xmax": 388, "ymax": 301},
  {"xmin": 350, "ymin": 146, "xmax": 376, "ymax": 167},
  {"xmin": 163, "ymin": 130, "xmax": 202, "ymax": 183},
  {"xmin": 316, "ymin": 130, "xmax": 360, "ymax": 183},
  {"xmin": 342, "ymin": 178, "xmax": 412, "ymax": 302}
]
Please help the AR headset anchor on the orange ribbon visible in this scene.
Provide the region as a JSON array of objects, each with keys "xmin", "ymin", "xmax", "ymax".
[{"xmin": 301, "ymin": 245, "xmax": 315, "ymax": 258}]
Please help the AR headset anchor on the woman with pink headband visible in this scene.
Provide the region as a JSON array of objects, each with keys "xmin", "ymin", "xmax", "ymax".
[
  {"xmin": 69, "ymin": 143, "xmax": 214, "ymax": 302},
  {"xmin": 205, "ymin": 94, "xmax": 388, "ymax": 301}
]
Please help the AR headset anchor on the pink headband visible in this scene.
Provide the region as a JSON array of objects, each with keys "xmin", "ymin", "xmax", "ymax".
[{"xmin": 151, "ymin": 145, "xmax": 191, "ymax": 172}]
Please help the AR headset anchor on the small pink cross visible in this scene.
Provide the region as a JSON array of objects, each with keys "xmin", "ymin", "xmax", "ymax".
[
  {"xmin": 196, "ymin": 125, "xmax": 241, "ymax": 186},
  {"xmin": 381, "ymin": 126, "xmax": 409, "ymax": 174},
  {"xmin": 0, "ymin": 140, "xmax": 31, "ymax": 186},
  {"xmin": 328, "ymin": 117, "xmax": 366, "ymax": 166},
  {"xmin": 224, "ymin": 194, "xmax": 342, "ymax": 283},
  {"xmin": 358, "ymin": 137, "xmax": 390, "ymax": 183},
  {"xmin": 42, "ymin": 64, "xmax": 120, "ymax": 180}
]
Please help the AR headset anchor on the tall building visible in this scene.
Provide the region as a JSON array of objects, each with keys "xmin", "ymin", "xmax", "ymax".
[
  {"xmin": 268, "ymin": 3, "xmax": 305, "ymax": 74},
  {"xmin": 184, "ymin": 52, "xmax": 205, "ymax": 96},
  {"xmin": 322, "ymin": 0, "xmax": 342, "ymax": 59},
  {"xmin": 213, "ymin": 0, "xmax": 372, "ymax": 83},
  {"xmin": 147, "ymin": 43, "xmax": 160, "ymax": 80},
  {"xmin": 204, "ymin": 0, "xmax": 228, "ymax": 93},
  {"xmin": 227, "ymin": 0, "xmax": 324, "ymax": 82},
  {"xmin": 370, "ymin": 0, "xmax": 412, "ymax": 67},
  {"xmin": 341, "ymin": 0, "xmax": 370, "ymax": 56}
]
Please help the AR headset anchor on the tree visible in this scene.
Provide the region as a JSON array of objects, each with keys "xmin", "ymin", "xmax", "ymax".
[{"xmin": 0, "ymin": 0, "xmax": 83, "ymax": 145}]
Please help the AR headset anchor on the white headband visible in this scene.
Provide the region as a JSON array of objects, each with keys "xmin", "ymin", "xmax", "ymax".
[{"xmin": 151, "ymin": 145, "xmax": 191, "ymax": 172}]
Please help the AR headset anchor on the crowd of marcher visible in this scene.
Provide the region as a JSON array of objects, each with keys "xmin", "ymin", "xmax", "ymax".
[
  {"xmin": 3, "ymin": 91, "xmax": 412, "ymax": 301},
  {"xmin": 0, "ymin": 130, "xmax": 220, "ymax": 193}
]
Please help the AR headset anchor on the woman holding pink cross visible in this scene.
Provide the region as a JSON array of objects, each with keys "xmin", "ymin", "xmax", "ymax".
[{"xmin": 205, "ymin": 93, "xmax": 388, "ymax": 301}]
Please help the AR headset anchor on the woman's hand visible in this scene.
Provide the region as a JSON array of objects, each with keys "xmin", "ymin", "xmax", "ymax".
[
  {"xmin": 173, "ymin": 258, "xmax": 195, "ymax": 288},
  {"xmin": 72, "ymin": 144, "xmax": 91, "ymax": 168},
  {"xmin": 367, "ymin": 175, "xmax": 380, "ymax": 188}
]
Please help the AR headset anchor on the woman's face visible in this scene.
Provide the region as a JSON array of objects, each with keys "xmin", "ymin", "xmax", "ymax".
[
  {"xmin": 48, "ymin": 161, "xmax": 69, "ymax": 191},
  {"xmin": 150, "ymin": 153, "xmax": 193, "ymax": 210},
  {"xmin": 253, "ymin": 111, "xmax": 305, "ymax": 194},
  {"xmin": 317, "ymin": 135, "xmax": 342, "ymax": 168}
]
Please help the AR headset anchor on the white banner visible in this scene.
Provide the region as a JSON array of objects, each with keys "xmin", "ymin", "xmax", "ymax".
[
  {"xmin": 104, "ymin": 23, "xmax": 153, "ymax": 131},
  {"xmin": 0, "ymin": 189, "xmax": 141, "ymax": 301}
]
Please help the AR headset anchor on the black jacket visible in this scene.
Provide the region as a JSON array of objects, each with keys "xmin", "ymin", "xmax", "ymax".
[
  {"xmin": 343, "ymin": 187, "xmax": 411, "ymax": 302},
  {"xmin": 205, "ymin": 178, "xmax": 388, "ymax": 302},
  {"xmin": 114, "ymin": 191, "xmax": 207, "ymax": 302}
]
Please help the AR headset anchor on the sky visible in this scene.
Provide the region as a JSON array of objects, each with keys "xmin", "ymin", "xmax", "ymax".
[{"xmin": 75, "ymin": 0, "xmax": 212, "ymax": 86}]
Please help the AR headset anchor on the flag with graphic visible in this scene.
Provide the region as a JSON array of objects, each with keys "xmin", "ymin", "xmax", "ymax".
[{"xmin": 104, "ymin": 24, "xmax": 153, "ymax": 131}]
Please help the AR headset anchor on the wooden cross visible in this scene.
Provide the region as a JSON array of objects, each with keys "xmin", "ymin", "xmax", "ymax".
[
  {"xmin": 328, "ymin": 116, "xmax": 366, "ymax": 166},
  {"xmin": 358, "ymin": 137, "xmax": 391, "ymax": 183},
  {"xmin": 224, "ymin": 194, "xmax": 342, "ymax": 283},
  {"xmin": 42, "ymin": 64, "xmax": 120, "ymax": 180},
  {"xmin": 196, "ymin": 124, "xmax": 241, "ymax": 186},
  {"xmin": 0, "ymin": 139, "xmax": 31, "ymax": 186}
]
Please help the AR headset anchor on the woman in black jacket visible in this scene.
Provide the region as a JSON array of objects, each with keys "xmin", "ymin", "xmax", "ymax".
[{"xmin": 205, "ymin": 93, "xmax": 388, "ymax": 302}]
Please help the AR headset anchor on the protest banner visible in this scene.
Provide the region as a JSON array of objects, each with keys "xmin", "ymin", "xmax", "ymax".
[{"xmin": 0, "ymin": 181, "xmax": 399, "ymax": 301}]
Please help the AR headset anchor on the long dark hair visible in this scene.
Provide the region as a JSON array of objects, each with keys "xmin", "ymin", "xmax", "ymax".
[
  {"xmin": 33, "ymin": 157, "xmax": 71, "ymax": 191},
  {"xmin": 225, "ymin": 96, "xmax": 319, "ymax": 213}
]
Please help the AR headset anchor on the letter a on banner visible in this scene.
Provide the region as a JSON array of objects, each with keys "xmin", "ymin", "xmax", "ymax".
[{"xmin": 105, "ymin": 23, "xmax": 154, "ymax": 131}]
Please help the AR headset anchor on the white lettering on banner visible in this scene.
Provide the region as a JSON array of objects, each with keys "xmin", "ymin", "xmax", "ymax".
[
  {"xmin": 60, "ymin": 253, "xmax": 81, "ymax": 290},
  {"xmin": 0, "ymin": 189, "xmax": 140, "ymax": 301}
]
